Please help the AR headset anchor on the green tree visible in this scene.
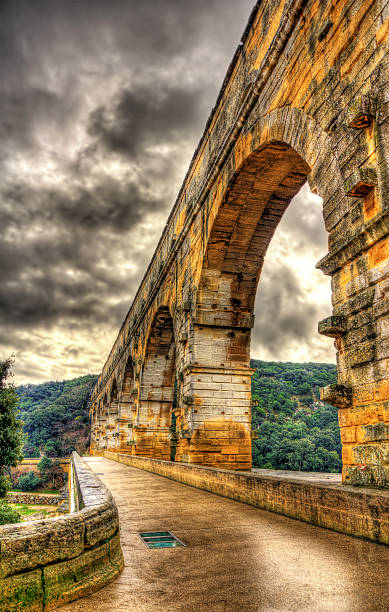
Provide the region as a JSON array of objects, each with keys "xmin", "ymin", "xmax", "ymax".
[
  {"xmin": 44, "ymin": 440, "xmax": 61, "ymax": 457},
  {"xmin": 38, "ymin": 456, "xmax": 65, "ymax": 488},
  {"xmin": 18, "ymin": 471, "xmax": 41, "ymax": 491},
  {"xmin": 250, "ymin": 360, "xmax": 340, "ymax": 473},
  {"xmin": 38, "ymin": 455, "xmax": 52, "ymax": 476},
  {"xmin": 17, "ymin": 374, "xmax": 97, "ymax": 457},
  {"xmin": 0, "ymin": 358, "xmax": 23, "ymax": 497}
]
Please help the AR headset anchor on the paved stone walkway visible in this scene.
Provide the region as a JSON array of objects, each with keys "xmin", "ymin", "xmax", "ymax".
[
  {"xmin": 61, "ymin": 457, "xmax": 389, "ymax": 612},
  {"xmin": 251, "ymin": 468, "xmax": 342, "ymax": 483}
]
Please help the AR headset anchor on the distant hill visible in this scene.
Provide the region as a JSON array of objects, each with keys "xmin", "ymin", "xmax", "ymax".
[
  {"xmin": 250, "ymin": 360, "xmax": 340, "ymax": 472},
  {"xmin": 15, "ymin": 361, "xmax": 340, "ymax": 472},
  {"xmin": 16, "ymin": 375, "xmax": 97, "ymax": 457}
]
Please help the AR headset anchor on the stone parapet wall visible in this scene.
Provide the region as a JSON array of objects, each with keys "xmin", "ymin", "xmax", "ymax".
[
  {"xmin": 104, "ymin": 451, "xmax": 389, "ymax": 546},
  {"xmin": 0, "ymin": 452, "xmax": 124, "ymax": 611}
]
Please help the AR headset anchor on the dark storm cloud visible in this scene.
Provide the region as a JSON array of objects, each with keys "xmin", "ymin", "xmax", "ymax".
[
  {"xmin": 253, "ymin": 265, "xmax": 321, "ymax": 355},
  {"xmin": 88, "ymin": 83, "xmax": 204, "ymax": 159},
  {"xmin": 0, "ymin": 0, "xmax": 332, "ymax": 383},
  {"xmin": 0, "ymin": 0, "xmax": 258, "ymax": 381}
]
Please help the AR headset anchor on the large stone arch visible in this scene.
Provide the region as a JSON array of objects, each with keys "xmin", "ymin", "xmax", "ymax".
[
  {"xmin": 179, "ymin": 102, "xmax": 385, "ymax": 475},
  {"xmin": 177, "ymin": 108, "xmax": 325, "ymax": 470},
  {"xmin": 133, "ymin": 306, "xmax": 177, "ymax": 460}
]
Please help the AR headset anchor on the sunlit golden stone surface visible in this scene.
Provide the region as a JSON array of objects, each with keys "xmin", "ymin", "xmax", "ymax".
[{"xmin": 90, "ymin": 0, "xmax": 389, "ymax": 486}]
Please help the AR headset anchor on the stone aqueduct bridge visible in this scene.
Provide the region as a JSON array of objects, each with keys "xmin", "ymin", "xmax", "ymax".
[{"xmin": 90, "ymin": 0, "xmax": 389, "ymax": 487}]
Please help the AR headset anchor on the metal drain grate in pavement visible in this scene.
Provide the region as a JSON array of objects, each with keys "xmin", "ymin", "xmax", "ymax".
[{"xmin": 139, "ymin": 531, "xmax": 185, "ymax": 549}]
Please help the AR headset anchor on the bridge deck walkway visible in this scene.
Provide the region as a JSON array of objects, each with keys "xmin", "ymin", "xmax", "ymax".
[{"xmin": 61, "ymin": 457, "xmax": 389, "ymax": 612}]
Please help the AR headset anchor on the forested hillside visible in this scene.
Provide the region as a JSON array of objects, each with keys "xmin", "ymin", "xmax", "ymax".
[
  {"xmin": 16, "ymin": 375, "xmax": 97, "ymax": 457},
  {"xmin": 15, "ymin": 362, "xmax": 340, "ymax": 471},
  {"xmin": 251, "ymin": 360, "xmax": 340, "ymax": 472}
]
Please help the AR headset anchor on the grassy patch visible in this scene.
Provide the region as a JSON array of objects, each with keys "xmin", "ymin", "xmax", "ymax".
[{"xmin": 10, "ymin": 503, "xmax": 55, "ymax": 517}]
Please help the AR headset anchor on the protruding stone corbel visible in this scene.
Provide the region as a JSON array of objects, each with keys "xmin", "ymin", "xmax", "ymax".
[
  {"xmin": 318, "ymin": 315, "xmax": 347, "ymax": 337},
  {"xmin": 318, "ymin": 19, "xmax": 333, "ymax": 41},
  {"xmin": 346, "ymin": 95, "xmax": 376, "ymax": 128},
  {"xmin": 344, "ymin": 168, "xmax": 377, "ymax": 197},
  {"xmin": 320, "ymin": 384, "xmax": 353, "ymax": 408}
]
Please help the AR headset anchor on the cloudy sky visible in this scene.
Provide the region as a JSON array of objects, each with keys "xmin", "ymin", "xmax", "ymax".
[{"xmin": 1, "ymin": 0, "xmax": 335, "ymax": 384}]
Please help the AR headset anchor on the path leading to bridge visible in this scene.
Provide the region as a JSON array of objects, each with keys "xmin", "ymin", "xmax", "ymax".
[{"xmin": 61, "ymin": 457, "xmax": 389, "ymax": 612}]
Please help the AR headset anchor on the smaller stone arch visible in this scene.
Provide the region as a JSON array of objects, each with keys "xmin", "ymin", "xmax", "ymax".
[
  {"xmin": 97, "ymin": 394, "xmax": 109, "ymax": 450},
  {"xmin": 133, "ymin": 306, "xmax": 176, "ymax": 460},
  {"xmin": 117, "ymin": 355, "xmax": 136, "ymax": 452},
  {"xmin": 106, "ymin": 380, "xmax": 119, "ymax": 449},
  {"xmin": 89, "ymin": 402, "xmax": 98, "ymax": 453}
]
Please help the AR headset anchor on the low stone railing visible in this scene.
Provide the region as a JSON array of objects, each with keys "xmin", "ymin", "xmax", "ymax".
[
  {"xmin": 103, "ymin": 451, "xmax": 389, "ymax": 546},
  {"xmin": 0, "ymin": 452, "xmax": 124, "ymax": 611}
]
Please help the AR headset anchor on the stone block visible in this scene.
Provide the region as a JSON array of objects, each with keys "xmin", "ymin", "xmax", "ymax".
[
  {"xmin": 361, "ymin": 422, "xmax": 389, "ymax": 442},
  {"xmin": 344, "ymin": 322, "xmax": 376, "ymax": 347},
  {"xmin": 377, "ymin": 338, "xmax": 389, "ymax": 361},
  {"xmin": 0, "ymin": 569, "xmax": 43, "ymax": 612},
  {"xmin": 43, "ymin": 534, "xmax": 123, "ymax": 610},
  {"xmin": 344, "ymin": 167, "xmax": 377, "ymax": 197},
  {"xmin": 346, "ymin": 287, "xmax": 375, "ymax": 314},
  {"xmin": 346, "ymin": 94, "xmax": 376, "ymax": 128},
  {"xmin": 343, "ymin": 464, "xmax": 389, "ymax": 487},
  {"xmin": 346, "ymin": 342, "xmax": 376, "ymax": 368},
  {"xmin": 83, "ymin": 503, "xmax": 119, "ymax": 549},
  {"xmin": 340, "ymin": 426, "xmax": 358, "ymax": 444},
  {"xmin": 318, "ymin": 315, "xmax": 347, "ymax": 337},
  {"xmin": 0, "ymin": 515, "xmax": 85, "ymax": 579},
  {"xmin": 376, "ymin": 380, "xmax": 389, "ymax": 402},
  {"xmin": 320, "ymin": 384, "xmax": 353, "ymax": 408},
  {"xmin": 353, "ymin": 383, "xmax": 375, "ymax": 405}
]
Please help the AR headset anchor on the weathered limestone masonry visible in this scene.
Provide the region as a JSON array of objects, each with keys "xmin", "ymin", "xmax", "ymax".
[
  {"xmin": 90, "ymin": 0, "xmax": 389, "ymax": 486},
  {"xmin": 0, "ymin": 453, "xmax": 123, "ymax": 611}
]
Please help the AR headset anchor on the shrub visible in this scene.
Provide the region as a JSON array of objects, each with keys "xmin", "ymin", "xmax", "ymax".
[
  {"xmin": 18, "ymin": 471, "xmax": 41, "ymax": 491},
  {"xmin": 0, "ymin": 499, "xmax": 20, "ymax": 525},
  {"xmin": 0, "ymin": 475, "xmax": 10, "ymax": 497}
]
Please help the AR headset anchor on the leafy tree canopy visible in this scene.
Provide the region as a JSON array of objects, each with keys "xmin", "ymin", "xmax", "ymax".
[
  {"xmin": 0, "ymin": 358, "xmax": 23, "ymax": 497},
  {"xmin": 15, "ymin": 362, "xmax": 340, "ymax": 474},
  {"xmin": 17, "ymin": 374, "xmax": 97, "ymax": 458},
  {"xmin": 250, "ymin": 360, "xmax": 340, "ymax": 473}
]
